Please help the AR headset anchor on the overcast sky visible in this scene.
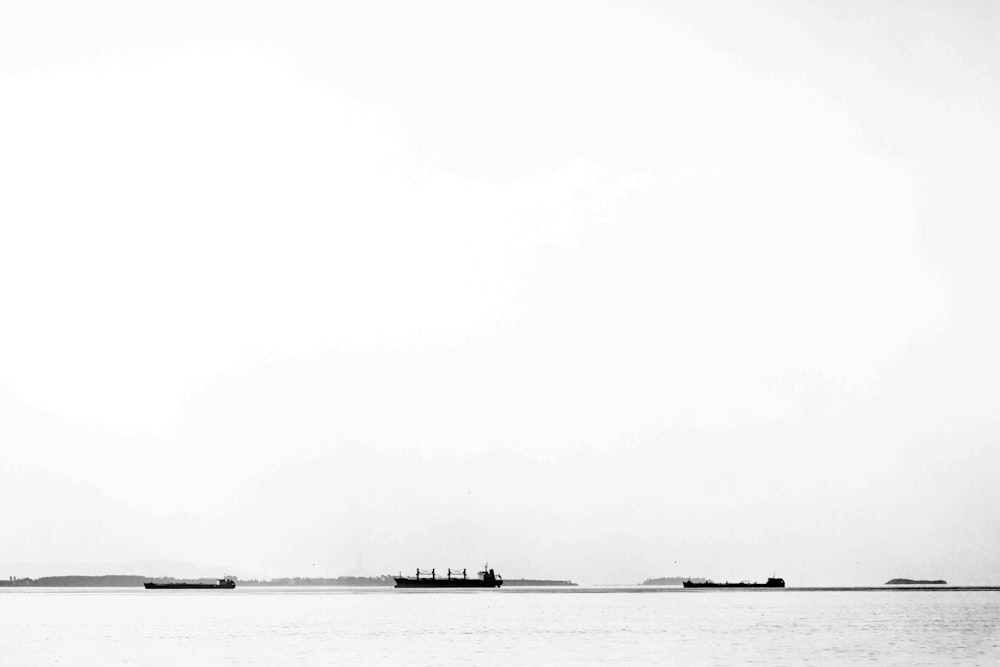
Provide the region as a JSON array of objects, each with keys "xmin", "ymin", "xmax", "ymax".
[{"xmin": 2, "ymin": 0, "xmax": 998, "ymax": 585}]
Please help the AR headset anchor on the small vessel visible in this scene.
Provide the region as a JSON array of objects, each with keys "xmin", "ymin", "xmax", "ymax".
[
  {"xmin": 394, "ymin": 565, "xmax": 503, "ymax": 588},
  {"xmin": 682, "ymin": 577, "xmax": 785, "ymax": 588},
  {"xmin": 143, "ymin": 577, "xmax": 236, "ymax": 590}
]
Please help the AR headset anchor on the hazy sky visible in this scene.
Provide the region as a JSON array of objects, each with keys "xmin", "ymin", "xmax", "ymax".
[{"xmin": 2, "ymin": 0, "xmax": 998, "ymax": 585}]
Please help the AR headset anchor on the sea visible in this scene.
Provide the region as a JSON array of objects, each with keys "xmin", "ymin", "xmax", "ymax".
[{"xmin": 1, "ymin": 586, "xmax": 997, "ymax": 666}]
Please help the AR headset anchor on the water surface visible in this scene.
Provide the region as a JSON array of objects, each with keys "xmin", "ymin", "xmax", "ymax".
[{"xmin": 1, "ymin": 586, "xmax": 997, "ymax": 665}]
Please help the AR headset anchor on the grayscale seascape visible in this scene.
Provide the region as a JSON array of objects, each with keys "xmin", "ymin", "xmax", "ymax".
[
  {"xmin": 2, "ymin": 587, "xmax": 998, "ymax": 666},
  {"xmin": 3, "ymin": 2, "xmax": 999, "ymax": 665}
]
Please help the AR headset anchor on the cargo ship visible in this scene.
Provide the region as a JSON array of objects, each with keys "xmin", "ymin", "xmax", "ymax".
[
  {"xmin": 394, "ymin": 565, "xmax": 503, "ymax": 588},
  {"xmin": 143, "ymin": 577, "xmax": 236, "ymax": 590},
  {"xmin": 682, "ymin": 577, "xmax": 785, "ymax": 588}
]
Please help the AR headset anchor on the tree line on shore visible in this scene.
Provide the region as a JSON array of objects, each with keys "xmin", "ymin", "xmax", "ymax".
[
  {"xmin": 0, "ymin": 575, "xmax": 395, "ymax": 587},
  {"xmin": 1, "ymin": 574, "xmax": 579, "ymax": 587},
  {"xmin": 640, "ymin": 577, "xmax": 707, "ymax": 585}
]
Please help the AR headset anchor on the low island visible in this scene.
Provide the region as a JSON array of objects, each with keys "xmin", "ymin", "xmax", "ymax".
[
  {"xmin": 2, "ymin": 576, "xmax": 231, "ymax": 587},
  {"xmin": 1, "ymin": 574, "xmax": 578, "ymax": 587},
  {"xmin": 885, "ymin": 578, "xmax": 947, "ymax": 585},
  {"xmin": 641, "ymin": 577, "xmax": 706, "ymax": 586}
]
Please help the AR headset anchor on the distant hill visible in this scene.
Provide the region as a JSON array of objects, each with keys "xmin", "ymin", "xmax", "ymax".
[
  {"xmin": 641, "ymin": 577, "xmax": 706, "ymax": 585},
  {"xmin": 885, "ymin": 578, "xmax": 947, "ymax": 585},
  {"xmin": 0, "ymin": 575, "xmax": 399, "ymax": 587},
  {"xmin": 241, "ymin": 576, "xmax": 394, "ymax": 586},
  {"xmin": 0, "ymin": 575, "xmax": 221, "ymax": 587},
  {"xmin": 0, "ymin": 574, "xmax": 576, "ymax": 587}
]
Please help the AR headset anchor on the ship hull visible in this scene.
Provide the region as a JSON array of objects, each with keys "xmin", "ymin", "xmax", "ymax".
[
  {"xmin": 682, "ymin": 581, "xmax": 784, "ymax": 589},
  {"xmin": 143, "ymin": 582, "xmax": 236, "ymax": 590},
  {"xmin": 394, "ymin": 578, "xmax": 502, "ymax": 589}
]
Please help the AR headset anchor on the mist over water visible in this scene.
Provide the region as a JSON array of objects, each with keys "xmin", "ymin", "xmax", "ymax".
[{"xmin": 2, "ymin": 587, "xmax": 997, "ymax": 666}]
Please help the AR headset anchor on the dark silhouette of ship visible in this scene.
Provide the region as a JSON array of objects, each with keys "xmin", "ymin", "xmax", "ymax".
[
  {"xmin": 394, "ymin": 565, "xmax": 503, "ymax": 588},
  {"xmin": 143, "ymin": 577, "xmax": 236, "ymax": 590},
  {"xmin": 682, "ymin": 577, "xmax": 785, "ymax": 588}
]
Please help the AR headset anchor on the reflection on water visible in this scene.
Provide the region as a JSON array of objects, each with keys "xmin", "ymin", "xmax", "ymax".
[{"xmin": 1, "ymin": 587, "xmax": 997, "ymax": 666}]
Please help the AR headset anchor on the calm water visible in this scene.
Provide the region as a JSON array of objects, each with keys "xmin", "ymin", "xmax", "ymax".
[{"xmin": 1, "ymin": 587, "xmax": 997, "ymax": 666}]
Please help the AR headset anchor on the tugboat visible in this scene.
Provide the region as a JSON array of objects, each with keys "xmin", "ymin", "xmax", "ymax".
[
  {"xmin": 682, "ymin": 576, "xmax": 785, "ymax": 588},
  {"xmin": 144, "ymin": 576, "xmax": 236, "ymax": 590},
  {"xmin": 394, "ymin": 565, "xmax": 503, "ymax": 588}
]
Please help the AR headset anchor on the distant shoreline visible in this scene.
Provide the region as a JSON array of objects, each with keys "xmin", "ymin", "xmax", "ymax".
[
  {"xmin": 0, "ymin": 575, "xmax": 578, "ymax": 588},
  {"xmin": 500, "ymin": 579, "xmax": 578, "ymax": 586},
  {"xmin": 640, "ymin": 577, "xmax": 707, "ymax": 586},
  {"xmin": 0, "ymin": 575, "xmax": 395, "ymax": 587},
  {"xmin": 3, "ymin": 576, "xmax": 996, "ymax": 590}
]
